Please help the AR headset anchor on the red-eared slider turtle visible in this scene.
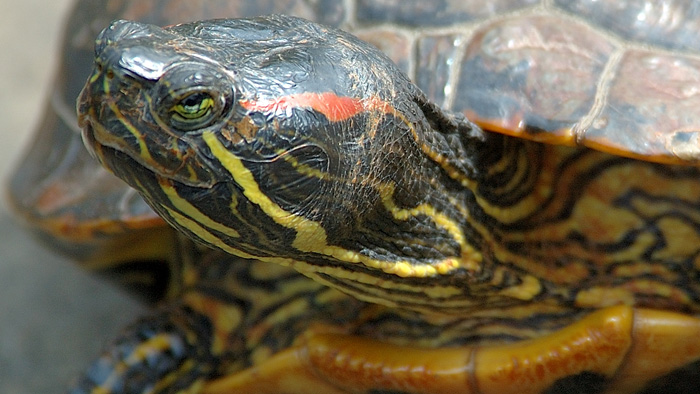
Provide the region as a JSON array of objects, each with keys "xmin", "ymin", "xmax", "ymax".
[{"xmin": 9, "ymin": 1, "xmax": 700, "ymax": 393}]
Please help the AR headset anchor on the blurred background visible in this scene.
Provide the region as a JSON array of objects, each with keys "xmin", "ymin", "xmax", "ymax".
[{"xmin": 0, "ymin": 1, "xmax": 145, "ymax": 391}]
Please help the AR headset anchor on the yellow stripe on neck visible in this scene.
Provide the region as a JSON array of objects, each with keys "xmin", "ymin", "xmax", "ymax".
[
  {"xmin": 202, "ymin": 131, "xmax": 468, "ymax": 278},
  {"xmin": 203, "ymin": 131, "xmax": 328, "ymax": 252},
  {"xmin": 159, "ymin": 177, "xmax": 240, "ymax": 239}
]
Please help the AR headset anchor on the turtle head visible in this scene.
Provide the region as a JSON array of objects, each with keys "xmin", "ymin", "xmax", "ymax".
[{"xmin": 79, "ymin": 16, "xmax": 487, "ymax": 311}]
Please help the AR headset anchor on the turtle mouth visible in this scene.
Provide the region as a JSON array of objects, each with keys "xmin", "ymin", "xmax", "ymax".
[
  {"xmin": 79, "ymin": 117, "xmax": 184, "ymax": 205},
  {"xmin": 79, "ymin": 115, "xmax": 100, "ymax": 162},
  {"xmin": 78, "ymin": 105, "xmax": 168, "ymax": 193},
  {"xmin": 78, "ymin": 114, "xmax": 143, "ymax": 190},
  {"xmin": 77, "ymin": 79, "xmax": 123, "ymax": 170}
]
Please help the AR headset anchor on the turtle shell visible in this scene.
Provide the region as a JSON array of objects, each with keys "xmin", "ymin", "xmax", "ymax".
[{"xmin": 356, "ymin": 1, "xmax": 700, "ymax": 164}]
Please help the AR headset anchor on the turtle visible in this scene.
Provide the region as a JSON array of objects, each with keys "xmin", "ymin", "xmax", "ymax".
[{"xmin": 8, "ymin": 0, "xmax": 700, "ymax": 393}]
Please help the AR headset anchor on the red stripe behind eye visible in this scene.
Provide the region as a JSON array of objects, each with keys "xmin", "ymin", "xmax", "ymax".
[{"xmin": 240, "ymin": 92, "xmax": 394, "ymax": 122}]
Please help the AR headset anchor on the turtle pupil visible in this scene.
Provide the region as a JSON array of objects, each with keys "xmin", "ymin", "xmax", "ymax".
[{"xmin": 182, "ymin": 93, "xmax": 205, "ymax": 108}]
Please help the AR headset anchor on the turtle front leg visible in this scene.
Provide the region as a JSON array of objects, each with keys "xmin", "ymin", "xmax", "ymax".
[{"xmin": 67, "ymin": 301, "xmax": 217, "ymax": 393}]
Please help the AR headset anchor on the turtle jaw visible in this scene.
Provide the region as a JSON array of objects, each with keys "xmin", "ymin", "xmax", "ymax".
[{"xmin": 77, "ymin": 108, "xmax": 128, "ymax": 183}]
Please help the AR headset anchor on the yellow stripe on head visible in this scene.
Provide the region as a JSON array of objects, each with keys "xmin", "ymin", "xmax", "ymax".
[{"xmin": 159, "ymin": 178, "xmax": 240, "ymax": 239}]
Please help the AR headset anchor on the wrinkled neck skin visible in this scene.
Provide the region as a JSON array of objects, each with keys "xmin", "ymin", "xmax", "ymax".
[
  {"xmin": 305, "ymin": 100, "xmax": 542, "ymax": 316},
  {"xmin": 413, "ymin": 115, "xmax": 700, "ymax": 319},
  {"xmin": 248, "ymin": 98, "xmax": 700, "ymax": 319}
]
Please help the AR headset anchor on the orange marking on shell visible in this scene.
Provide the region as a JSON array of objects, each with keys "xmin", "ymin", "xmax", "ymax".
[
  {"xmin": 465, "ymin": 110, "xmax": 577, "ymax": 148},
  {"xmin": 467, "ymin": 110, "xmax": 700, "ymax": 165},
  {"xmin": 240, "ymin": 92, "xmax": 394, "ymax": 122}
]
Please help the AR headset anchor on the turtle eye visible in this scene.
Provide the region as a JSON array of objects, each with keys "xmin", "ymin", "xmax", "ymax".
[
  {"xmin": 166, "ymin": 90, "xmax": 223, "ymax": 130},
  {"xmin": 171, "ymin": 92, "xmax": 215, "ymax": 121},
  {"xmin": 153, "ymin": 62, "xmax": 234, "ymax": 132}
]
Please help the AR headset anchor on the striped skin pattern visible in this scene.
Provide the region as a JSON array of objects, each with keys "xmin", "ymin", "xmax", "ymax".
[
  {"xmin": 76, "ymin": 15, "xmax": 700, "ymax": 394},
  {"xmin": 70, "ymin": 238, "xmax": 595, "ymax": 393}
]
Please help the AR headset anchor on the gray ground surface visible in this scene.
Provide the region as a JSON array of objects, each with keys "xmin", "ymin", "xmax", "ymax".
[
  {"xmin": 0, "ymin": 214, "xmax": 145, "ymax": 392},
  {"xmin": 1, "ymin": 1, "xmax": 146, "ymax": 392}
]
